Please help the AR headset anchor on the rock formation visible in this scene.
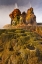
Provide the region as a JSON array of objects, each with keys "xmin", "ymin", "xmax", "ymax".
[
  {"xmin": 9, "ymin": 9, "xmax": 21, "ymax": 25},
  {"xmin": 20, "ymin": 11, "xmax": 26, "ymax": 24},
  {"xmin": 26, "ymin": 7, "xmax": 37, "ymax": 25},
  {"xmin": 9, "ymin": 7, "xmax": 37, "ymax": 26}
]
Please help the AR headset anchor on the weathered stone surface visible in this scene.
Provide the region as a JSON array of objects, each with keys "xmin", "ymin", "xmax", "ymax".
[
  {"xmin": 26, "ymin": 7, "xmax": 37, "ymax": 25},
  {"xmin": 9, "ymin": 8, "xmax": 21, "ymax": 25},
  {"xmin": 9, "ymin": 7, "xmax": 37, "ymax": 26},
  {"xmin": 9, "ymin": 9, "xmax": 21, "ymax": 18}
]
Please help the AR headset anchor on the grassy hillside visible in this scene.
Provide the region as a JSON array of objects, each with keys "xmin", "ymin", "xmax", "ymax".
[{"xmin": 0, "ymin": 29, "xmax": 42, "ymax": 64}]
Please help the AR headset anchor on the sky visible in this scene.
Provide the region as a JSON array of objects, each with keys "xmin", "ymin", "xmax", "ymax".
[{"xmin": 0, "ymin": 0, "xmax": 42, "ymax": 28}]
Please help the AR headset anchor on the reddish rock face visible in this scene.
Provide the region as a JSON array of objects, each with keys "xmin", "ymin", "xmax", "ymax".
[
  {"xmin": 13, "ymin": 9, "xmax": 21, "ymax": 17},
  {"xmin": 9, "ymin": 9, "xmax": 21, "ymax": 19},
  {"xmin": 9, "ymin": 13, "xmax": 13, "ymax": 19}
]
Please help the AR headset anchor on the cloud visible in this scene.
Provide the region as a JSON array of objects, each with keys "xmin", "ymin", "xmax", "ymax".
[{"xmin": 0, "ymin": 0, "xmax": 42, "ymax": 6}]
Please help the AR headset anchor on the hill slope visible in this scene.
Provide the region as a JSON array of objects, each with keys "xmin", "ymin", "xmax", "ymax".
[{"xmin": 0, "ymin": 29, "xmax": 42, "ymax": 64}]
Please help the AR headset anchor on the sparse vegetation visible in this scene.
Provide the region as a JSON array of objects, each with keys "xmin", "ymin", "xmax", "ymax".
[{"xmin": 0, "ymin": 29, "xmax": 42, "ymax": 64}]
